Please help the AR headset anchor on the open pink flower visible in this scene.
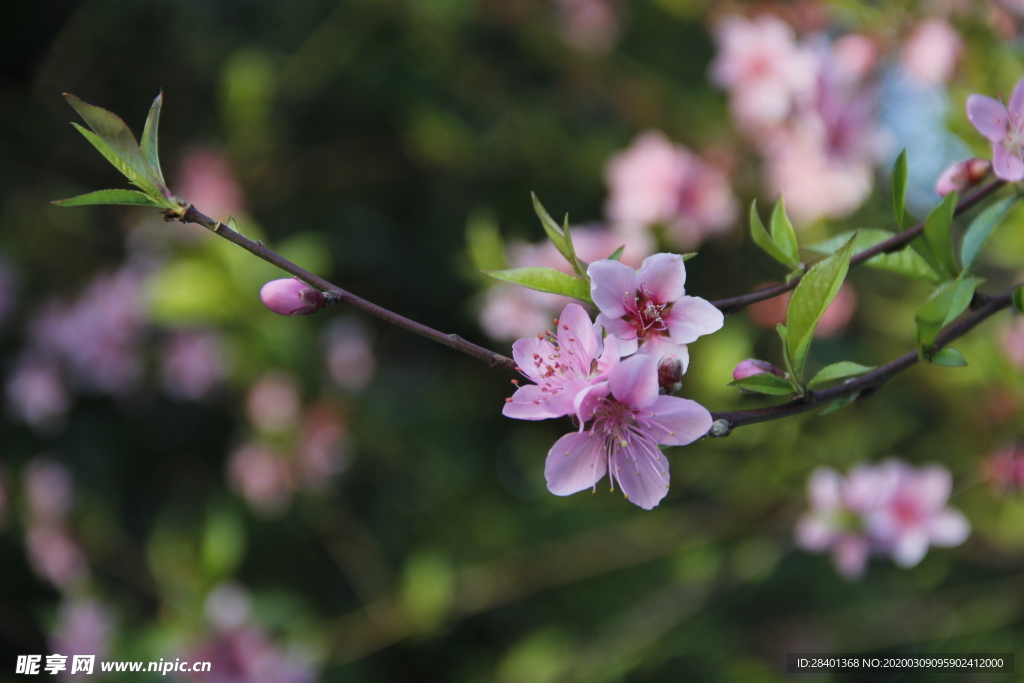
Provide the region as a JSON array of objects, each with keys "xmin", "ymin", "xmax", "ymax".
[
  {"xmin": 589, "ymin": 253, "xmax": 724, "ymax": 367},
  {"xmin": 967, "ymin": 77, "xmax": 1024, "ymax": 181},
  {"xmin": 545, "ymin": 355, "xmax": 712, "ymax": 509},
  {"xmin": 866, "ymin": 460, "xmax": 970, "ymax": 568},
  {"xmin": 504, "ymin": 303, "xmax": 619, "ymax": 420}
]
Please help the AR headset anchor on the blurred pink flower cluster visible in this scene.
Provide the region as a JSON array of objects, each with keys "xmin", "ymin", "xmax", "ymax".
[
  {"xmin": 49, "ymin": 597, "xmax": 116, "ymax": 675},
  {"xmin": 984, "ymin": 445, "xmax": 1024, "ymax": 493},
  {"xmin": 22, "ymin": 458, "xmax": 89, "ymax": 590},
  {"xmin": 795, "ymin": 460, "xmax": 970, "ymax": 580},
  {"xmin": 185, "ymin": 583, "xmax": 316, "ymax": 683},
  {"xmin": 710, "ymin": 14, "xmax": 887, "ymax": 225},
  {"xmin": 555, "ymin": 0, "xmax": 619, "ymax": 55},
  {"xmin": 229, "ymin": 373, "xmax": 352, "ymax": 516}
]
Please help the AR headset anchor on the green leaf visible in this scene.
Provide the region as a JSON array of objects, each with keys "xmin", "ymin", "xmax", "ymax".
[
  {"xmin": 531, "ymin": 193, "xmax": 577, "ymax": 271},
  {"xmin": 52, "ymin": 188, "xmax": 163, "ymax": 207},
  {"xmin": 931, "ymin": 347, "xmax": 968, "ymax": 367},
  {"xmin": 70, "ymin": 123, "xmax": 165, "ymax": 200},
  {"xmin": 961, "ymin": 196, "xmax": 1016, "ymax": 273},
  {"xmin": 681, "ymin": 252, "xmax": 697, "ymax": 262},
  {"xmin": 64, "ymin": 94, "xmax": 162, "ymax": 191},
  {"xmin": 807, "ymin": 362, "xmax": 874, "ymax": 390},
  {"xmin": 607, "ymin": 245, "xmax": 625, "ymax": 261},
  {"xmin": 786, "ymin": 235, "xmax": 857, "ymax": 378},
  {"xmin": 483, "ymin": 267, "xmax": 592, "ymax": 302},
  {"xmin": 922, "ymin": 191, "xmax": 960, "ymax": 280},
  {"xmin": 820, "ymin": 394, "xmax": 859, "ymax": 416},
  {"xmin": 770, "ymin": 196, "xmax": 800, "ymax": 263},
  {"xmin": 750, "ymin": 200, "xmax": 801, "ymax": 270},
  {"xmin": 140, "ymin": 91, "xmax": 166, "ymax": 186},
  {"xmin": 914, "ymin": 273, "xmax": 981, "ymax": 354},
  {"xmin": 562, "ymin": 214, "xmax": 588, "ymax": 280},
  {"xmin": 892, "ymin": 149, "xmax": 908, "ymax": 229},
  {"xmin": 729, "ymin": 374, "xmax": 794, "ymax": 396},
  {"xmin": 1014, "ymin": 286, "xmax": 1024, "ymax": 314},
  {"xmin": 807, "ymin": 229, "xmax": 941, "ymax": 284},
  {"xmin": 776, "ymin": 323, "xmax": 798, "ymax": 383}
]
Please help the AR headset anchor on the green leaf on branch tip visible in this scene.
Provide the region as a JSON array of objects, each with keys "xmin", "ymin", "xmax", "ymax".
[
  {"xmin": 483, "ymin": 267, "xmax": 592, "ymax": 303},
  {"xmin": 931, "ymin": 347, "xmax": 968, "ymax": 367},
  {"xmin": 52, "ymin": 189, "xmax": 164, "ymax": 207},
  {"xmin": 961, "ymin": 196, "xmax": 1016, "ymax": 274},
  {"xmin": 892, "ymin": 149, "xmax": 908, "ymax": 229},
  {"xmin": 607, "ymin": 245, "xmax": 625, "ymax": 261},
  {"xmin": 770, "ymin": 196, "xmax": 800, "ymax": 263},
  {"xmin": 914, "ymin": 273, "xmax": 981, "ymax": 355},
  {"xmin": 776, "ymin": 323, "xmax": 798, "ymax": 383},
  {"xmin": 1014, "ymin": 286, "xmax": 1024, "ymax": 314},
  {"xmin": 530, "ymin": 193, "xmax": 586, "ymax": 280},
  {"xmin": 786, "ymin": 234, "xmax": 857, "ymax": 379},
  {"xmin": 750, "ymin": 200, "xmax": 801, "ymax": 269},
  {"xmin": 140, "ymin": 91, "xmax": 166, "ymax": 186},
  {"xmin": 807, "ymin": 229, "xmax": 941, "ymax": 284},
  {"xmin": 820, "ymin": 393, "xmax": 859, "ymax": 416},
  {"xmin": 681, "ymin": 252, "xmax": 696, "ymax": 261},
  {"xmin": 562, "ymin": 214, "xmax": 588, "ymax": 280},
  {"xmin": 65, "ymin": 94, "xmax": 162, "ymax": 189},
  {"xmin": 922, "ymin": 191, "xmax": 960, "ymax": 280},
  {"xmin": 807, "ymin": 362, "xmax": 874, "ymax": 390},
  {"xmin": 728, "ymin": 373, "xmax": 794, "ymax": 396}
]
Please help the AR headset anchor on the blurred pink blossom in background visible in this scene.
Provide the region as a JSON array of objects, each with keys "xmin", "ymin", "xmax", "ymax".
[
  {"xmin": 901, "ymin": 18, "xmax": 962, "ymax": 85},
  {"xmin": 177, "ymin": 148, "xmax": 245, "ymax": 222},
  {"xmin": 604, "ymin": 131, "xmax": 738, "ymax": 249},
  {"xmin": 555, "ymin": 0, "xmax": 619, "ymax": 55},
  {"xmin": 160, "ymin": 329, "xmax": 228, "ymax": 401},
  {"xmin": 246, "ymin": 373, "xmax": 302, "ymax": 434},
  {"xmin": 984, "ymin": 445, "xmax": 1024, "ymax": 493},
  {"xmin": 49, "ymin": 598, "xmax": 115, "ymax": 670},
  {"xmin": 323, "ymin": 319, "xmax": 376, "ymax": 392},
  {"xmin": 999, "ymin": 316, "xmax": 1024, "ymax": 369},
  {"xmin": 747, "ymin": 282, "xmax": 857, "ymax": 338},
  {"xmin": 228, "ymin": 443, "xmax": 293, "ymax": 517},
  {"xmin": 294, "ymin": 403, "xmax": 352, "ymax": 492},
  {"xmin": 184, "ymin": 626, "xmax": 315, "ymax": 683},
  {"xmin": 24, "ymin": 459, "xmax": 74, "ymax": 523},
  {"xmin": 26, "ymin": 525, "xmax": 88, "ymax": 590},
  {"xmin": 796, "ymin": 460, "xmax": 969, "ymax": 579},
  {"xmin": 6, "ymin": 355, "xmax": 70, "ymax": 430},
  {"xmin": 710, "ymin": 14, "xmax": 819, "ymax": 131}
]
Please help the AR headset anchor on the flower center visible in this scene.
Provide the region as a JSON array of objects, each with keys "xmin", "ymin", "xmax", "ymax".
[
  {"xmin": 591, "ymin": 397, "xmax": 639, "ymax": 447},
  {"xmin": 626, "ymin": 285, "xmax": 670, "ymax": 341}
]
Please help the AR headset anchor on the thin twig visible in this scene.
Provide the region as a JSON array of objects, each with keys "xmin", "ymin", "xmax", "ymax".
[
  {"xmin": 709, "ymin": 285, "xmax": 1017, "ymax": 432},
  {"xmin": 177, "ymin": 205, "xmax": 516, "ymax": 370},
  {"xmin": 711, "ymin": 179, "xmax": 1007, "ymax": 314}
]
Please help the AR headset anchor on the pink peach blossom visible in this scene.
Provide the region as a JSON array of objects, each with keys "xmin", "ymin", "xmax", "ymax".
[
  {"xmin": 589, "ymin": 253, "xmax": 724, "ymax": 366},
  {"xmin": 545, "ymin": 354, "xmax": 712, "ymax": 509},
  {"xmin": 160, "ymin": 329, "xmax": 227, "ymax": 401},
  {"xmin": 504, "ymin": 303, "xmax": 619, "ymax": 421},
  {"xmin": 967, "ymin": 77, "xmax": 1024, "ymax": 181}
]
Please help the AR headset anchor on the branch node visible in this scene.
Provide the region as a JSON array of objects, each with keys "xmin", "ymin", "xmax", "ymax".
[{"xmin": 709, "ymin": 419, "xmax": 732, "ymax": 438}]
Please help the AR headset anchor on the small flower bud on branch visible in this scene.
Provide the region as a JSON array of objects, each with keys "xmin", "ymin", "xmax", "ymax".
[{"xmin": 260, "ymin": 278, "xmax": 328, "ymax": 316}]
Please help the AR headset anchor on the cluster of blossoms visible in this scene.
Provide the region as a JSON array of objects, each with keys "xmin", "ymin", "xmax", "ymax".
[
  {"xmin": 503, "ymin": 253, "xmax": 723, "ymax": 509},
  {"xmin": 795, "ymin": 460, "xmax": 970, "ymax": 580}
]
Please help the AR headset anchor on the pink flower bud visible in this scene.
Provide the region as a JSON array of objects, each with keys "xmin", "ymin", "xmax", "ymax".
[
  {"xmin": 733, "ymin": 359, "xmax": 787, "ymax": 381},
  {"xmin": 935, "ymin": 158, "xmax": 991, "ymax": 197},
  {"xmin": 260, "ymin": 278, "xmax": 326, "ymax": 316},
  {"xmin": 657, "ymin": 355, "xmax": 683, "ymax": 393}
]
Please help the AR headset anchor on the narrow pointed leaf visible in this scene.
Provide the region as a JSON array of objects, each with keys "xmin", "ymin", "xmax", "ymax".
[
  {"xmin": 914, "ymin": 274, "xmax": 981, "ymax": 354},
  {"xmin": 562, "ymin": 214, "xmax": 588, "ymax": 280},
  {"xmin": 140, "ymin": 91, "xmax": 166, "ymax": 185},
  {"xmin": 770, "ymin": 197, "xmax": 800, "ymax": 263},
  {"xmin": 52, "ymin": 189, "xmax": 163, "ymax": 207},
  {"xmin": 931, "ymin": 347, "xmax": 968, "ymax": 367},
  {"xmin": 607, "ymin": 245, "xmax": 625, "ymax": 261},
  {"xmin": 483, "ymin": 267, "xmax": 592, "ymax": 303},
  {"xmin": 892, "ymin": 149, "xmax": 908, "ymax": 229},
  {"xmin": 750, "ymin": 200, "xmax": 800, "ymax": 269},
  {"xmin": 70, "ymin": 123, "xmax": 164, "ymax": 200},
  {"xmin": 922, "ymin": 191, "xmax": 959, "ymax": 279},
  {"xmin": 961, "ymin": 196, "xmax": 1016, "ymax": 273},
  {"xmin": 776, "ymin": 323, "xmax": 797, "ymax": 381},
  {"xmin": 729, "ymin": 374, "xmax": 795, "ymax": 396},
  {"xmin": 807, "ymin": 229, "xmax": 941, "ymax": 284},
  {"xmin": 820, "ymin": 393, "xmax": 858, "ymax": 416},
  {"xmin": 64, "ymin": 93, "xmax": 160, "ymax": 186},
  {"xmin": 531, "ymin": 193, "xmax": 572, "ymax": 264},
  {"xmin": 681, "ymin": 252, "xmax": 697, "ymax": 261},
  {"xmin": 786, "ymin": 235, "xmax": 857, "ymax": 378},
  {"xmin": 807, "ymin": 361, "xmax": 874, "ymax": 390}
]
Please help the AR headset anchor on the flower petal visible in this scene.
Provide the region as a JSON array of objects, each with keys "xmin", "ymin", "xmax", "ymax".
[
  {"xmin": 573, "ymin": 381, "xmax": 611, "ymax": 424},
  {"xmin": 545, "ymin": 430, "xmax": 608, "ymax": 496},
  {"xmin": 589, "ymin": 259, "xmax": 636, "ymax": 319},
  {"xmin": 912, "ymin": 464, "xmax": 952, "ymax": 511},
  {"xmin": 635, "ymin": 253, "xmax": 686, "ymax": 304},
  {"xmin": 832, "ymin": 535, "xmax": 870, "ymax": 580},
  {"xmin": 635, "ymin": 334, "xmax": 690, "ymax": 372},
  {"xmin": 890, "ymin": 529, "xmax": 930, "ymax": 568},
  {"xmin": 609, "ymin": 354, "xmax": 659, "ymax": 408},
  {"xmin": 612, "ymin": 433, "xmax": 670, "ymax": 510},
  {"xmin": 665, "ymin": 296, "xmax": 725, "ymax": 344},
  {"xmin": 556, "ymin": 303, "xmax": 598, "ymax": 368},
  {"xmin": 993, "ymin": 143, "xmax": 1024, "ymax": 181},
  {"xmin": 596, "ymin": 313, "xmax": 639, "ymax": 350},
  {"xmin": 643, "ymin": 395, "xmax": 712, "ymax": 446},
  {"xmin": 794, "ymin": 514, "xmax": 837, "ymax": 551},
  {"xmin": 511, "ymin": 337, "xmax": 556, "ymax": 384},
  {"xmin": 807, "ymin": 467, "xmax": 844, "ymax": 511},
  {"xmin": 1009, "ymin": 77, "xmax": 1024, "ymax": 118},
  {"xmin": 927, "ymin": 508, "xmax": 970, "ymax": 547},
  {"xmin": 502, "ymin": 384, "xmax": 563, "ymax": 420},
  {"xmin": 967, "ymin": 94, "xmax": 1009, "ymax": 142}
]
